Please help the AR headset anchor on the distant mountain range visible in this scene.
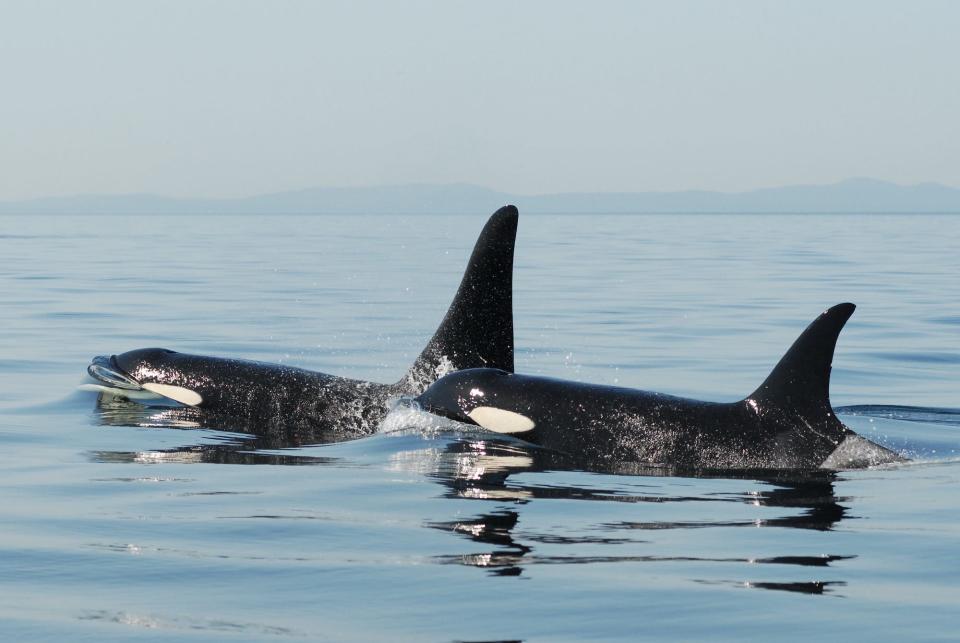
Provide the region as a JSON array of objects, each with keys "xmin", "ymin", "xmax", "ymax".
[{"xmin": 2, "ymin": 178, "xmax": 959, "ymax": 215}]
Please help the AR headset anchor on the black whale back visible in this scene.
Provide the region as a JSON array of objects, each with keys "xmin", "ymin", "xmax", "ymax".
[{"xmin": 403, "ymin": 204, "xmax": 517, "ymax": 392}]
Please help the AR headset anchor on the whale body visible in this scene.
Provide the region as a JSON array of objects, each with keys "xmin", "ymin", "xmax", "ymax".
[
  {"xmin": 86, "ymin": 206, "xmax": 518, "ymax": 434},
  {"xmin": 415, "ymin": 303, "xmax": 905, "ymax": 471}
]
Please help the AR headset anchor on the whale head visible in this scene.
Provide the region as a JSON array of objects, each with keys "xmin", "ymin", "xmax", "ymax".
[
  {"xmin": 415, "ymin": 368, "xmax": 536, "ymax": 435},
  {"xmin": 87, "ymin": 349, "xmax": 205, "ymax": 406}
]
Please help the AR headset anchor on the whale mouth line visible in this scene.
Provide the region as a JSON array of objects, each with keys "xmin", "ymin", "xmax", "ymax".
[
  {"xmin": 87, "ymin": 355, "xmax": 143, "ymax": 390},
  {"xmin": 419, "ymin": 403, "xmax": 480, "ymax": 428},
  {"xmin": 82, "ymin": 355, "xmax": 168, "ymax": 401}
]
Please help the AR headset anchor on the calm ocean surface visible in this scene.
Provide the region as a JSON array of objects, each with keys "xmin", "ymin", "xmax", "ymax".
[{"xmin": 1, "ymin": 212, "xmax": 958, "ymax": 641}]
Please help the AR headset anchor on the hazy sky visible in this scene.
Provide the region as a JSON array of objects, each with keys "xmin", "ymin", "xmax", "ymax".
[{"xmin": 1, "ymin": 1, "xmax": 957, "ymax": 199}]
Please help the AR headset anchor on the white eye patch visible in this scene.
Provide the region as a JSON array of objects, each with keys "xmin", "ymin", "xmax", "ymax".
[
  {"xmin": 141, "ymin": 383, "xmax": 204, "ymax": 406},
  {"xmin": 467, "ymin": 406, "xmax": 535, "ymax": 434}
]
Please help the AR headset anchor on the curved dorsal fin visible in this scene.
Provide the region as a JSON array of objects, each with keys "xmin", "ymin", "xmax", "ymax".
[
  {"xmin": 746, "ymin": 303, "xmax": 855, "ymax": 413},
  {"xmin": 403, "ymin": 205, "xmax": 517, "ymax": 392}
]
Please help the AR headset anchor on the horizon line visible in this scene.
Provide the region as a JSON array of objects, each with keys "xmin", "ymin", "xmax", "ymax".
[{"xmin": 2, "ymin": 176, "xmax": 960, "ymax": 204}]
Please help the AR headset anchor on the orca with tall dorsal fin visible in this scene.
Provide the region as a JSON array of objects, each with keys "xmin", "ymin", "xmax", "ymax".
[
  {"xmin": 84, "ymin": 205, "xmax": 518, "ymax": 434},
  {"xmin": 415, "ymin": 303, "xmax": 906, "ymax": 470}
]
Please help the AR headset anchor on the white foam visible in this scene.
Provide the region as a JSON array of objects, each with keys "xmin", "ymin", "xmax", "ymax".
[
  {"xmin": 378, "ymin": 399, "xmax": 476, "ymax": 436},
  {"xmin": 821, "ymin": 434, "xmax": 904, "ymax": 469}
]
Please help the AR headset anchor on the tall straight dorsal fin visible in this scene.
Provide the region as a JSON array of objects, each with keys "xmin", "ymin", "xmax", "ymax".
[
  {"xmin": 403, "ymin": 205, "xmax": 517, "ymax": 393},
  {"xmin": 745, "ymin": 303, "xmax": 855, "ymax": 413}
]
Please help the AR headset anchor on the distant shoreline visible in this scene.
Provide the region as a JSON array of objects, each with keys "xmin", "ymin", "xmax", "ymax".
[
  {"xmin": 2, "ymin": 178, "xmax": 959, "ymax": 215},
  {"xmin": 3, "ymin": 211, "xmax": 960, "ymax": 217}
]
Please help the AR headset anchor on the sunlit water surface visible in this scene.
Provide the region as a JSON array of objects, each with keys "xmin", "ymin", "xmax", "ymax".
[{"xmin": 1, "ymin": 213, "xmax": 958, "ymax": 641}]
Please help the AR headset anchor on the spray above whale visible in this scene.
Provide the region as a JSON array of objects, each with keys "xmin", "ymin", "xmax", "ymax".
[
  {"xmin": 415, "ymin": 303, "xmax": 906, "ymax": 471},
  {"xmin": 85, "ymin": 205, "xmax": 518, "ymax": 434}
]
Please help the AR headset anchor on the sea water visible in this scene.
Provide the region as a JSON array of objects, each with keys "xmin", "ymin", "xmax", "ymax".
[{"xmin": 0, "ymin": 213, "xmax": 958, "ymax": 641}]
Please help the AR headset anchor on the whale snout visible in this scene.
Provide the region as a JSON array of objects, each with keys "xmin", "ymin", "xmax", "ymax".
[
  {"xmin": 88, "ymin": 354, "xmax": 142, "ymax": 390},
  {"xmin": 415, "ymin": 376, "xmax": 477, "ymax": 426},
  {"xmin": 414, "ymin": 368, "xmax": 538, "ymax": 435},
  {"xmin": 88, "ymin": 348, "xmax": 178, "ymax": 388},
  {"xmin": 87, "ymin": 348, "xmax": 204, "ymax": 406},
  {"xmin": 416, "ymin": 388, "xmax": 476, "ymax": 426}
]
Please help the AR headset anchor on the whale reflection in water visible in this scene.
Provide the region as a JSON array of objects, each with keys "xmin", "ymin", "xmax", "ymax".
[
  {"xmin": 388, "ymin": 439, "xmax": 855, "ymax": 591},
  {"xmin": 91, "ymin": 394, "xmax": 858, "ymax": 594}
]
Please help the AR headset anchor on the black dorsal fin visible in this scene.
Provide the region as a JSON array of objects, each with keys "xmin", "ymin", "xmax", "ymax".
[
  {"xmin": 402, "ymin": 205, "xmax": 517, "ymax": 393},
  {"xmin": 746, "ymin": 303, "xmax": 855, "ymax": 413}
]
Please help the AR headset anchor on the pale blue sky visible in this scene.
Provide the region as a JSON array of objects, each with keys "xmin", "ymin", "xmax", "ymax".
[{"xmin": 1, "ymin": 1, "xmax": 957, "ymax": 199}]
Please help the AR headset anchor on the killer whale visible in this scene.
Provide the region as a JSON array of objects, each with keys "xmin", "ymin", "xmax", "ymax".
[
  {"xmin": 415, "ymin": 303, "xmax": 906, "ymax": 471},
  {"xmin": 85, "ymin": 205, "xmax": 518, "ymax": 434}
]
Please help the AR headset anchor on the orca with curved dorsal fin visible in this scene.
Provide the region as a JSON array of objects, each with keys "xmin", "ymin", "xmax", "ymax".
[
  {"xmin": 85, "ymin": 206, "xmax": 518, "ymax": 434},
  {"xmin": 415, "ymin": 304, "xmax": 906, "ymax": 471}
]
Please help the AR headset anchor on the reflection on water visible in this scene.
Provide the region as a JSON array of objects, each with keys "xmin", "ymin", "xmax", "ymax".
[
  {"xmin": 78, "ymin": 610, "xmax": 300, "ymax": 638},
  {"xmin": 695, "ymin": 579, "xmax": 848, "ymax": 595},
  {"xmin": 92, "ymin": 393, "xmax": 355, "ymax": 465},
  {"xmin": 90, "ymin": 393, "xmax": 860, "ymax": 594},
  {"xmin": 405, "ymin": 440, "xmax": 853, "ymax": 592},
  {"xmin": 89, "ymin": 446, "xmax": 339, "ymax": 466}
]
